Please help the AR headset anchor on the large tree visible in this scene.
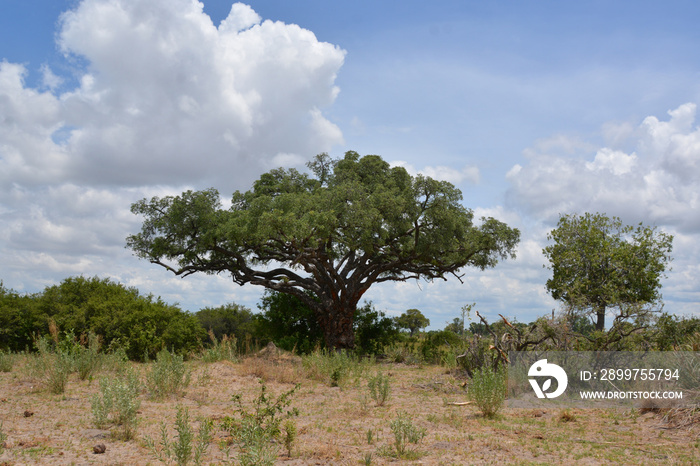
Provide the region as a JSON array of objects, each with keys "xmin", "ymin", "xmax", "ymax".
[
  {"xmin": 543, "ymin": 212, "xmax": 673, "ymax": 332},
  {"xmin": 127, "ymin": 152, "xmax": 520, "ymax": 349}
]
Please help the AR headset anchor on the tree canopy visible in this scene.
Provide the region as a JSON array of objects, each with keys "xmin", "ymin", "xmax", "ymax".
[
  {"xmin": 395, "ymin": 309, "xmax": 430, "ymax": 336},
  {"xmin": 127, "ymin": 151, "xmax": 520, "ymax": 349},
  {"xmin": 543, "ymin": 213, "xmax": 673, "ymax": 331}
]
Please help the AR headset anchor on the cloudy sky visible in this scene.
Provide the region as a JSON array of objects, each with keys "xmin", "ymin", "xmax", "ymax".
[{"xmin": 2, "ymin": 0, "xmax": 699, "ymax": 329}]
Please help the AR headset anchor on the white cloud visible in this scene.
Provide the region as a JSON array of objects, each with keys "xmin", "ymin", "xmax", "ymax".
[
  {"xmin": 506, "ymin": 103, "xmax": 700, "ymax": 232},
  {"xmin": 390, "ymin": 160, "xmax": 480, "ymax": 185},
  {"xmin": 0, "ymin": 1, "xmax": 346, "ymax": 312}
]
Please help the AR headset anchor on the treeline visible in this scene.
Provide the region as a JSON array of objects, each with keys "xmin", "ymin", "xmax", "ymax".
[
  {"xmin": 0, "ymin": 276, "xmax": 399, "ymax": 360},
  {"xmin": 2, "ymin": 276, "xmax": 698, "ymax": 363}
]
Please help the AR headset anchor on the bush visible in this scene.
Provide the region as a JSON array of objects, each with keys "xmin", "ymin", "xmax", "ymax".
[
  {"xmin": 196, "ymin": 303, "xmax": 255, "ymax": 346},
  {"xmin": 367, "ymin": 371, "xmax": 390, "ymax": 406},
  {"xmin": 353, "ymin": 302, "xmax": 400, "ymax": 355},
  {"xmin": 146, "ymin": 348, "xmax": 191, "ymax": 399},
  {"xmin": 31, "ymin": 335, "xmax": 73, "ymax": 394},
  {"xmin": 302, "ymin": 349, "xmax": 372, "ymax": 387},
  {"xmin": 38, "ymin": 276, "xmax": 206, "ymax": 360},
  {"xmin": 468, "ymin": 365, "xmax": 507, "ymax": 418},
  {"xmin": 145, "ymin": 405, "xmax": 213, "ymax": 466},
  {"xmin": 390, "ymin": 411, "xmax": 426, "ymax": 458},
  {"xmin": 0, "ymin": 350, "xmax": 14, "ymax": 373},
  {"xmin": 91, "ymin": 368, "xmax": 141, "ymax": 440},
  {"xmin": 221, "ymin": 381, "xmax": 300, "ymax": 466}
]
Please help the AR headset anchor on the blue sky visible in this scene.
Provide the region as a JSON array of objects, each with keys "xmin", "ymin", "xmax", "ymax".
[{"xmin": 2, "ymin": 0, "xmax": 699, "ymax": 329}]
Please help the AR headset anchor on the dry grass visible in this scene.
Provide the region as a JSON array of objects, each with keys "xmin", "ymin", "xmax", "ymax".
[{"xmin": 0, "ymin": 351, "xmax": 698, "ymax": 465}]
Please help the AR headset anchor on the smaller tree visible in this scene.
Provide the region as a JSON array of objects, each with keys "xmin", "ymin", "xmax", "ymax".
[
  {"xmin": 394, "ymin": 309, "xmax": 430, "ymax": 336},
  {"xmin": 543, "ymin": 213, "xmax": 673, "ymax": 331}
]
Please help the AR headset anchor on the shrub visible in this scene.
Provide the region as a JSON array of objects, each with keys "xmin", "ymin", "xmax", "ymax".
[
  {"xmin": 468, "ymin": 365, "xmax": 507, "ymax": 418},
  {"xmin": 146, "ymin": 348, "xmax": 191, "ymax": 399},
  {"xmin": 31, "ymin": 335, "xmax": 73, "ymax": 394},
  {"xmin": 367, "ymin": 371, "xmax": 390, "ymax": 406},
  {"xmin": 200, "ymin": 331, "xmax": 237, "ymax": 363},
  {"xmin": 0, "ymin": 350, "xmax": 14, "ymax": 372},
  {"xmin": 390, "ymin": 411, "xmax": 426, "ymax": 457},
  {"xmin": 145, "ymin": 405, "xmax": 213, "ymax": 466},
  {"xmin": 91, "ymin": 368, "xmax": 141, "ymax": 440},
  {"xmin": 302, "ymin": 349, "xmax": 372, "ymax": 387},
  {"xmin": 221, "ymin": 381, "xmax": 299, "ymax": 466}
]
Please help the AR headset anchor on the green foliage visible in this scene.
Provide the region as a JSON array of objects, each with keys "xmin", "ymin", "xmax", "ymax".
[
  {"xmin": 0, "ymin": 282, "xmax": 44, "ymax": 352},
  {"xmin": 221, "ymin": 381, "xmax": 300, "ymax": 466},
  {"xmin": 394, "ymin": 309, "xmax": 430, "ymax": 336},
  {"xmin": 128, "ymin": 151, "xmax": 520, "ymax": 350},
  {"xmin": 256, "ymin": 290, "xmax": 324, "ymax": 354},
  {"xmin": 146, "ymin": 348, "xmax": 191, "ymax": 399},
  {"xmin": 0, "ymin": 421, "xmax": 6, "ymax": 454},
  {"xmin": 468, "ymin": 365, "xmax": 507, "ymax": 418},
  {"xmin": 367, "ymin": 371, "xmax": 390, "ymax": 406},
  {"xmin": 91, "ymin": 368, "xmax": 141, "ymax": 440},
  {"xmin": 200, "ymin": 331, "xmax": 237, "ymax": 363},
  {"xmin": 543, "ymin": 213, "xmax": 673, "ymax": 330},
  {"xmin": 31, "ymin": 335, "xmax": 74, "ymax": 394},
  {"xmin": 353, "ymin": 302, "xmax": 400, "ymax": 355},
  {"xmin": 145, "ymin": 405, "xmax": 213, "ymax": 466},
  {"xmin": 195, "ymin": 302, "xmax": 255, "ymax": 345},
  {"xmin": 389, "ymin": 411, "xmax": 426, "ymax": 457},
  {"xmin": 0, "ymin": 350, "xmax": 14, "ymax": 372},
  {"xmin": 302, "ymin": 349, "xmax": 373, "ymax": 387}
]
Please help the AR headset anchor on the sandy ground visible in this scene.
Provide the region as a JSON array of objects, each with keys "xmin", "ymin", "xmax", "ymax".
[{"xmin": 0, "ymin": 352, "xmax": 698, "ymax": 465}]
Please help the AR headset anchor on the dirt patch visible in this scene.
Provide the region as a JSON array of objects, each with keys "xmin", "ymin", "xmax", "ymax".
[{"xmin": 0, "ymin": 356, "xmax": 697, "ymax": 465}]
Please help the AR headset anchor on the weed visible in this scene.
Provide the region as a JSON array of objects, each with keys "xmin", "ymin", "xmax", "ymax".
[
  {"xmin": 363, "ymin": 452, "xmax": 373, "ymax": 465},
  {"xmin": 367, "ymin": 371, "xmax": 390, "ymax": 406},
  {"xmin": 559, "ymin": 409, "xmax": 577, "ymax": 423},
  {"xmin": 146, "ymin": 348, "xmax": 191, "ymax": 399},
  {"xmin": 0, "ymin": 350, "xmax": 13, "ymax": 372},
  {"xmin": 31, "ymin": 336, "xmax": 73, "ymax": 394},
  {"xmin": 389, "ymin": 411, "xmax": 426, "ymax": 458},
  {"xmin": 73, "ymin": 331, "xmax": 103, "ymax": 380},
  {"xmin": 145, "ymin": 405, "xmax": 213, "ymax": 466},
  {"xmin": 366, "ymin": 428, "xmax": 374, "ymax": 445},
  {"xmin": 282, "ymin": 419, "xmax": 296, "ymax": 457},
  {"xmin": 302, "ymin": 349, "xmax": 372, "ymax": 387},
  {"xmin": 201, "ymin": 331, "xmax": 237, "ymax": 363},
  {"xmin": 91, "ymin": 368, "xmax": 141, "ymax": 440},
  {"xmin": 468, "ymin": 364, "xmax": 507, "ymax": 418},
  {"xmin": 221, "ymin": 380, "xmax": 300, "ymax": 465},
  {"xmin": 0, "ymin": 421, "xmax": 6, "ymax": 453}
]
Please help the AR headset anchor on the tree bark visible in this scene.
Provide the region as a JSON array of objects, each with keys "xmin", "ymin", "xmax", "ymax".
[
  {"xmin": 315, "ymin": 300, "xmax": 357, "ymax": 350},
  {"xmin": 595, "ymin": 304, "xmax": 606, "ymax": 331}
]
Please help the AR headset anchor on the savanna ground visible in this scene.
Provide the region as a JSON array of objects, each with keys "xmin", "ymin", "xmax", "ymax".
[{"xmin": 0, "ymin": 346, "xmax": 698, "ymax": 466}]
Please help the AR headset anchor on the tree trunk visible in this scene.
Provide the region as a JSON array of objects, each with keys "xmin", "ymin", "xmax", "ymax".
[
  {"xmin": 594, "ymin": 304, "xmax": 606, "ymax": 331},
  {"xmin": 316, "ymin": 301, "xmax": 356, "ymax": 350}
]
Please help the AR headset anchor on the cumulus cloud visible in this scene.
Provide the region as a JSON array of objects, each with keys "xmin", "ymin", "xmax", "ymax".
[
  {"xmin": 506, "ymin": 103, "xmax": 700, "ymax": 232},
  {"xmin": 0, "ymin": 1, "xmax": 345, "ymax": 307},
  {"xmin": 390, "ymin": 160, "xmax": 480, "ymax": 185},
  {"xmin": 1, "ymin": 0, "xmax": 345, "ymax": 191}
]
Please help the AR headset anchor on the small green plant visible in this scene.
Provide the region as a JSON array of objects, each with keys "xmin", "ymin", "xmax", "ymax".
[
  {"xmin": 0, "ymin": 350, "xmax": 14, "ymax": 372},
  {"xmin": 201, "ymin": 331, "xmax": 237, "ymax": 363},
  {"xmin": 32, "ymin": 336, "xmax": 73, "ymax": 394},
  {"xmin": 146, "ymin": 348, "xmax": 191, "ymax": 399},
  {"xmin": 389, "ymin": 411, "xmax": 426, "ymax": 458},
  {"xmin": 468, "ymin": 364, "xmax": 507, "ymax": 418},
  {"xmin": 366, "ymin": 428, "xmax": 374, "ymax": 445},
  {"xmin": 363, "ymin": 452, "xmax": 373, "ymax": 465},
  {"xmin": 0, "ymin": 421, "xmax": 7, "ymax": 453},
  {"xmin": 145, "ymin": 405, "xmax": 213, "ymax": 466},
  {"xmin": 282, "ymin": 419, "xmax": 296, "ymax": 457},
  {"xmin": 73, "ymin": 331, "xmax": 103, "ymax": 380},
  {"xmin": 91, "ymin": 368, "xmax": 141, "ymax": 440},
  {"xmin": 367, "ymin": 371, "xmax": 390, "ymax": 406},
  {"xmin": 221, "ymin": 380, "xmax": 300, "ymax": 466},
  {"xmin": 302, "ymin": 349, "xmax": 372, "ymax": 387}
]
